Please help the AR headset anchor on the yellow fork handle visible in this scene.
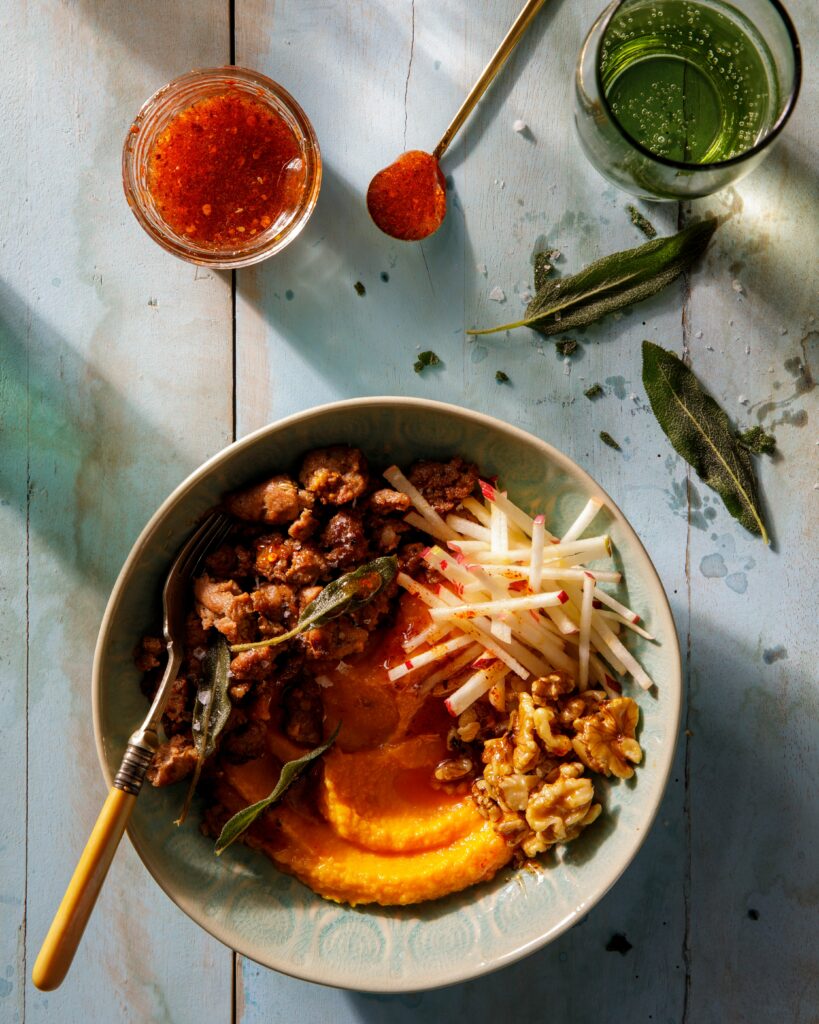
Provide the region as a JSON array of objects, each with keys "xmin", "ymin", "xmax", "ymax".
[{"xmin": 32, "ymin": 786, "xmax": 135, "ymax": 991}]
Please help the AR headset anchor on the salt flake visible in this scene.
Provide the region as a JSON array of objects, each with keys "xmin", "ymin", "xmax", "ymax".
[
  {"xmin": 732, "ymin": 279, "xmax": 744, "ymax": 294},
  {"xmin": 476, "ymin": 262, "xmax": 488, "ymax": 276},
  {"xmin": 513, "ymin": 119, "xmax": 527, "ymax": 133},
  {"xmin": 738, "ymin": 394, "xmax": 749, "ymax": 405},
  {"xmin": 489, "ymin": 287, "xmax": 506, "ymax": 302}
]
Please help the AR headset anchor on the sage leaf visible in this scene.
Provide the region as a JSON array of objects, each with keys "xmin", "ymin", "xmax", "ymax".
[
  {"xmin": 533, "ymin": 250, "xmax": 558, "ymax": 291},
  {"xmin": 214, "ymin": 723, "xmax": 341, "ymax": 854},
  {"xmin": 230, "ymin": 554, "xmax": 398, "ymax": 653},
  {"xmin": 414, "ymin": 350, "xmax": 441, "ymax": 373},
  {"xmin": 737, "ymin": 425, "xmax": 776, "ymax": 455},
  {"xmin": 642, "ymin": 341, "xmax": 770, "ymax": 543},
  {"xmin": 468, "ymin": 218, "xmax": 717, "ymax": 337},
  {"xmin": 627, "ymin": 204, "xmax": 657, "ymax": 239},
  {"xmin": 176, "ymin": 634, "xmax": 232, "ymax": 825}
]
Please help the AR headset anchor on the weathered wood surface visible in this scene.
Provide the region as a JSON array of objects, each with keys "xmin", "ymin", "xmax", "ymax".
[{"xmin": 2, "ymin": 1, "xmax": 816, "ymax": 1021}]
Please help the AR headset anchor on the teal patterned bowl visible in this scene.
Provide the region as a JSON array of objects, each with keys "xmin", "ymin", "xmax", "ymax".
[{"xmin": 92, "ymin": 397, "xmax": 681, "ymax": 992}]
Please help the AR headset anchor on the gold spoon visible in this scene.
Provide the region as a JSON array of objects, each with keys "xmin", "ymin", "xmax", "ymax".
[{"xmin": 367, "ymin": 0, "xmax": 548, "ymax": 241}]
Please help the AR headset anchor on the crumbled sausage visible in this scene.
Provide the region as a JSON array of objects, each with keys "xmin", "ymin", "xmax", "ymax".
[
  {"xmin": 397, "ymin": 542, "xmax": 427, "ymax": 576},
  {"xmin": 134, "ymin": 635, "xmax": 164, "ymax": 672},
  {"xmin": 251, "ymin": 583, "xmax": 298, "ymax": 625},
  {"xmin": 288, "ymin": 508, "xmax": 320, "ymax": 541},
  {"xmin": 299, "ymin": 446, "xmax": 369, "ymax": 505},
  {"xmin": 225, "ymin": 474, "xmax": 300, "ymax": 524},
  {"xmin": 205, "ymin": 541, "xmax": 255, "ymax": 579},
  {"xmin": 407, "ymin": 456, "xmax": 478, "ymax": 514},
  {"xmin": 254, "ymin": 534, "xmax": 327, "ymax": 586},
  {"xmin": 193, "ymin": 574, "xmax": 256, "ymax": 644},
  {"xmin": 320, "ymin": 510, "xmax": 369, "ymax": 569},
  {"xmin": 282, "ymin": 681, "xmax": 323, "ymax": 745},
  {"xmin": 147, "ymin": 735, "xmax": 199, "ymax": 787},
  {"xmin": 230, "ymin": 648, "xmax": 279, "ymax": 681},
  {"xmin": 221, "ymin": 719, "xmax": 267, "ymax": 763},
  {"xmin": 162, "ymin": 675, "xmax": 193, "ymax": 735},
  {"xmin": 367, "ymin": 488, "xmax": 412, "ymax": 514},
  {"xmin": 372, "ymin": 519, "xmax": 409, "ymax": 553},
  {"xmin": 301, "ymin": 618, "xmax": 369, "ymax": 661}
]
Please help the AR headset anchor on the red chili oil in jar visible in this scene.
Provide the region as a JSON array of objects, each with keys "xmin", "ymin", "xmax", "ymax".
[{"xmin": 146, "ymin": 90, "xmax": 306, "ymax": 248}]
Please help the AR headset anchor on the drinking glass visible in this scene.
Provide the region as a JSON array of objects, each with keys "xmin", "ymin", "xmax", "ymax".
[{"xmin": 574, "ymin": 0, "xmax": 801, "ymax": 200}]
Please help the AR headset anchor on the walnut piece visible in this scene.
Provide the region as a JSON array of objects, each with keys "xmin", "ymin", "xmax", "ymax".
[
  {"xmin": 523, "ymin": 762, "xmax": 601, "ymax": 853},
  {"xmin": 571, "ymin": 697, "xmax": 642, "ymax": 779},
  {"xmin": 512, "ymin": 693, "xmax": 541, "ymax": 772}
]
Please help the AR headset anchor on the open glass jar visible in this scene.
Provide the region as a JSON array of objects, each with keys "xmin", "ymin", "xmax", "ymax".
[
  {"xmin": 574, "ymin": 0, "xmax": 801, "ymax": 201},
  {"xmin": 123, "ymin": 67, "xmax": 322, "ymax": 268}
]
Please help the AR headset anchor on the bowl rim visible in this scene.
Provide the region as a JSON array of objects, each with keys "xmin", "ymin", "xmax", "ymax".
[{"xmin": 92, "ymin": 395, "xmax": 682, "ymax": 992}]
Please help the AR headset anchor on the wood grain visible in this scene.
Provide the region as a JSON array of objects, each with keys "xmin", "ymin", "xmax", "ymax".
[
  {"xmin": 2, "ymin": 0, "xmax": 816, "ymax": 1021},
  {"xmin": 1, "ymin": 2, "xmax": 235, "ymax": 1021}
]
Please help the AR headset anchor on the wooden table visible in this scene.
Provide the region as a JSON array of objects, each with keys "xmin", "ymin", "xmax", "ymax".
[{"xmin": 3, "ymin": 1, "xmax": 816, "ymax": 1020}]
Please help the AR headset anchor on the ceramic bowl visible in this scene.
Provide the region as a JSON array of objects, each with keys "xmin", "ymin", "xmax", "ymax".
[{"xmin": 92, "ymin": 397, "xmax": 681, "ymax": 992}]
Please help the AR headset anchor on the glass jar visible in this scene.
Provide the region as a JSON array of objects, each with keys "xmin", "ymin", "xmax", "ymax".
[
  {"xmin": 123, "ymin": 67, "xmax": 322, "ymax": 268},
  {"xmin": 574, "ymin": 0, "xmax": 801, "ymax": 201}
]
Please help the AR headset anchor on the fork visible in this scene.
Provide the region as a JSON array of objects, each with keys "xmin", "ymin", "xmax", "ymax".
[{"xmin": 32, "ymin": 511, "xmax": 231, "ymax": 991}]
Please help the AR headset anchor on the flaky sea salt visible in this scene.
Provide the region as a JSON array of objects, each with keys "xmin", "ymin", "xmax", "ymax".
[
  {"xmin": 513, "ymin": 119, "xmax": 527, "ymax": 133},
  {"xmin": 732, "ymin": 279, "xmax": 744, "ymax": 294},
  {"xmin": 476, "ymin": 262, "xmax": 487, "ymax": 276},
  {"xmin": 738, "ymin": 394, "xmax": 749, "ymax": 405},
  {"xmin": 489, "ymin": 286, "xmax": 506, "ymax": 302},
  {"xmin": 695, "ymin": 330, "xmax": 704, "ymax": 339}
]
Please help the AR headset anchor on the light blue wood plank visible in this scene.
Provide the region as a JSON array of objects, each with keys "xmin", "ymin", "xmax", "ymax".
[
  {"xmin": 234, "ymin": 1, "xmax": 692, "ymax": 1019},
  {"xmin": 684, "ymin": 21, "xmax": 819, "ymax": 1015},
  {"xmin": 0, "ymin": 274, "xmax": 30, "ymax": 1024},
  {"xmin": 1, "ymin": 2, "xmax": 236, "ymax": 1020}
]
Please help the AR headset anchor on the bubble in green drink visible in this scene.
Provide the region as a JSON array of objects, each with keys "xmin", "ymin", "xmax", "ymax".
[{"xmin": 600, "ymin": 0, "xmax": 780, "ymax": 164}]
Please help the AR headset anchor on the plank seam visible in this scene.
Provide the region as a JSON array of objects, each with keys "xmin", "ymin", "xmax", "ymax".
[
  {"xmin": 403, "ymin": 0, "xmax": 416, "ymax": 149},
  {"xmin": 230, "ymin": 2, "xmax": 238, "ymax": 1020},
  {"xmin": 679, "ymin": 199, "xmax": 693, "ymax": 1024},
  {"xmin": 23, "ymin": 303, "xmax": 31, "ymax": 1022}
]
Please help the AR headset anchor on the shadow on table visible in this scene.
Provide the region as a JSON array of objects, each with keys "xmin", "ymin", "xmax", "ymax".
[
  {"xmin": 0, "ymin": 278, "xmax": 188, "ymax": 591},
  {"xmin": 236, "ymin": 160, "xmax": 478, "ymax": 406},
  {"xmin": 334, "ymin": 614, "xmax": 816, "ymax": 1024},
  {"xmin": 696, "ymin": 137, "xmax": 819, "ymax": 324},
  {"xmin": 440, "ymin": 0, "xmax": 564, "ymax": 174}
]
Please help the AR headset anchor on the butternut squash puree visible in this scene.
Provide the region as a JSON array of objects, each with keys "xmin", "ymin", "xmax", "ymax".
[{"xmin": 220, "ymin": 593, "xmax": 514, "ymax": 905}]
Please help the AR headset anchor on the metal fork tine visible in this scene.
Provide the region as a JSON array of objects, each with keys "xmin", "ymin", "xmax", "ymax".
[{"xmin": 174, "ymin": 512, "xmax": 231, "ymax": 580}]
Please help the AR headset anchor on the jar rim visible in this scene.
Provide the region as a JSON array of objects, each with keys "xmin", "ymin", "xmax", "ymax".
[{"xmin": 122, "ymin": 66, "xmax": 322, "ymax": 268}]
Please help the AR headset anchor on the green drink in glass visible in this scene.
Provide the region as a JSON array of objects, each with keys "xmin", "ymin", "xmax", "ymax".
[{"xmin": 575, "ymin": 0, "xmax": 801, "ymax": 200}]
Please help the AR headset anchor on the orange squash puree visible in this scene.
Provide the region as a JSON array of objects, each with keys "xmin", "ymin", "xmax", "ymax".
[
  {"xmin": 146, "ymin": 90, "xmax": 305, "ymax": 247},
  {"xmin": 219, "ymin": 593, "xmax": 514, "ymax": 905}
]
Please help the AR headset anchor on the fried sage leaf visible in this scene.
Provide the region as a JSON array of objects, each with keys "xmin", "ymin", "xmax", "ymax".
[
  {"xmin": 230, "ymin": 554, "xmax": 398, "ymax": 653},
  {"xmin": 468, "ymin": 218, "xmax": 717, "ymax": 337},
  {"xmin": 176, "ymin": 634, "xmax": 232, "ymax": 825},
  {"xmin": 214, "ymin": 724, "xmax": 341, "ymax": 854},
  {"xmin": 737, "ymin": 425, "xmax": 776, "ymax": 455},
  {"xmin": 642, "ymin": 341, "xmax": 770, "ymax": 543}
]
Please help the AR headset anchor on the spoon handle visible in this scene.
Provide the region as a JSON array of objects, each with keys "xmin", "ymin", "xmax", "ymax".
[{"xmin": 433, "ymin": 0, "xmax": 548, "ymax": 160}]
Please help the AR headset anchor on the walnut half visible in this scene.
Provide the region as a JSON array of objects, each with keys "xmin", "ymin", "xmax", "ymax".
[
  {"xmin": 571, "ymin": 697, "xmax": 642, "ymax": 779},
  {"xmin": 522, "ymin": 762, "xmax": 601, "ymax": 856}
]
